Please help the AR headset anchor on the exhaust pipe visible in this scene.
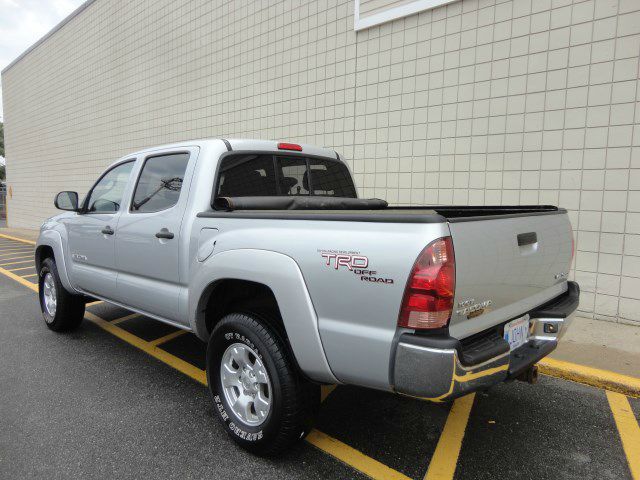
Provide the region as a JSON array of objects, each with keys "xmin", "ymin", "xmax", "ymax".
[{"xmin": 516, "ymin": 365, "xmax": 539, "ymax": 384}]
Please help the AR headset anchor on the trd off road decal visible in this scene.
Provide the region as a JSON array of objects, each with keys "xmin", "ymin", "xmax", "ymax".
[{"xmin": 318, "ymin": 249, "xmax": 394, "ymax": 285}]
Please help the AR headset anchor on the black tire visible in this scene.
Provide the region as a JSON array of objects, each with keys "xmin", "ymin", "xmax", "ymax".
[
  {"xmin": 206, "ymin": 313, "xmax": 320, "ymax": 456},
  {"xmin": 38, "ymin": 257, "xmax": 85, "ymax": 332}
]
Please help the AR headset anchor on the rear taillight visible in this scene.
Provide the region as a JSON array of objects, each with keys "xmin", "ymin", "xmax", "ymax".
[{"xmin": 398, "ymin": 237, "xmax": 455, "ymax": 330}]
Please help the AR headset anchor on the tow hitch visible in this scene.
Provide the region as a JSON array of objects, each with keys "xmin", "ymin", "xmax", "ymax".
[{"xmin": 516, "ymin": 365, "xmax": 539, "ymax": 384}]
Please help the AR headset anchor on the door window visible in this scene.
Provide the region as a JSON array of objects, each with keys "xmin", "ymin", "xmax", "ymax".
[
  {"xmin": 85, "ymin": 161, "xmax": 134, "ymax": 213},
  {"xmin": 131, "ymin": 153, "xmax": 190, "ymax": 213}
]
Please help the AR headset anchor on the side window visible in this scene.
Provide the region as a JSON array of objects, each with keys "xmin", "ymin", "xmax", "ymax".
[
  {"xmin": 131, "ymin": 153, "xmax": 190, "ymax": 213},
  {"xmin": 217, "ymin": 155, "xmax": 278, "ymax": 197},
  {"xmin": 86, "ymin": 161, "xmax": 134, "ymax": 213}
]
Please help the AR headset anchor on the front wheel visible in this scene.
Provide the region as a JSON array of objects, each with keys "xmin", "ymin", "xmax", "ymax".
[
  {"xmin": 38, "ymin": 257, "xmax": 85, "ymax": 332},
  {"xmin": 206, "ymin": 313, "xmax": 319, "ymax": 456}
]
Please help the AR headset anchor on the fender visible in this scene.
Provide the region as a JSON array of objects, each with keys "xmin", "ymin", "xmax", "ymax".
[
  {"xmin": 36, "ymin": 229, "xmax": 79, "ymax": 294},
  {"xmin": 189, "ymin": 248, "xmax": 338, "ymax": 384}
]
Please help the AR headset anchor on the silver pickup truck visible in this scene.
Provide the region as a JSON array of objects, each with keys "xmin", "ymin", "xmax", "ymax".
[{"xmin": 37, "ymin": 138, "xmax": 579, "ymax": 455}]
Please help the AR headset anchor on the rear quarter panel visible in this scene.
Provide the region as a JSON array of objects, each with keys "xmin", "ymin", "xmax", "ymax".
[{"xmin": 192, "ymin": 217, "xmax": 449, "ymax": 390}]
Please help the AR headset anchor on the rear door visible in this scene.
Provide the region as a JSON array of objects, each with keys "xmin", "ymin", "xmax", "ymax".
[
  {"xmin": 113, "ymin": 148, "xmax": 197, "ymax": 323},
  {"xmin": 447, "ymin": 212, "xmax": 573, "ymax": 339}
]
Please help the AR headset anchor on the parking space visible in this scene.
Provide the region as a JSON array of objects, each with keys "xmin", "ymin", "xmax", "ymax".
[{"xmin": 0, "ymin": 234, "xmax": 638, "ymax": 480}]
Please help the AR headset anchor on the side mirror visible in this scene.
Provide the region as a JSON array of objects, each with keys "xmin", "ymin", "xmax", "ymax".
[{"xmin": 54, "ymin": 191, "xmax": 79, "ymax": 211}]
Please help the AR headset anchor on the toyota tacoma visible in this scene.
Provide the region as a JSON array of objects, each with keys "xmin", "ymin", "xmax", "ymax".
[{"xmin": 36, "ymin": 138, "xmax": 579, "ymax": 455}]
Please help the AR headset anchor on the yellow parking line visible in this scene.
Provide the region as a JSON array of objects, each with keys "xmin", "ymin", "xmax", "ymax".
[
  {"xmin": 0, "ymin": 266, "xmax": 39, "ymax": 291},
  {"xmin": 0, "ymin": 249, "xmax": 33, "ymax": 256},
  {"xmin": 88, "ymin": 311, "xmax": 406, "ymax": 480},
  {"xmin": 424, "ymin": 393, "xmax": 475, "ymax": 480},
  {"xmin": 8, "ymin": 265, "xmax": 34, "ymax": 272},
  {"xmin": 112, "ymin": 313, "xmax": 141, "ymax": 325},
  {"xmin": 22, "ymin": 273, "xmax": 38, "ymax": 279},
  {"xmin": 149, "ymin": 329, "xmax": 188, "ymax": 346},
  {"xmin": 0, "ymin": 232, "xmax": 638, "ymax": 479},
  {"xmin": 0, "ymin": 255, "xmax": 32, "ymax": 262},
  {"xmin": 539, "ymin": 358, "xmax": 640, "ymax": 398},
  {"xmin": 607, "ymin": 391, "xmax": 640, "ymax": 479},
  {"xmin": 0, "ymin": 263, "xmax": 411, "ymax": 480},
  {"xmin": 0, "ymin": 233, "xmax": 36, "ymax": 245},
  {"xmin": 321, "ymin": 384, "xmax": 337, "ymax": 402},
  {"xmin": 306, "ymin": 429, "xmax": 411, "ymax": 480},
  {"xmin": 86, "ymin": 310, "xmax": 408, "ymax": 480},
  {"xmin": 87, "ymin": 300, "xmax": 104, "ymax": 306},
  {"xmin": 85, "ymin": 312, "xmax": 208, "ymax": 385},
  {"xmin": 1, "ymin": 259, "xmax": 33, "ymax": 267}
]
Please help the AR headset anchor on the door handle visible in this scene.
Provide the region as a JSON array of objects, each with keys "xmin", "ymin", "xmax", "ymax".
[
  {"xmin": 155, "ymin": 228, "xmax": 175, "ymax": 240},
  {"xmin": 101, "ymin": 226, "xmax": 114, "ymax": 235},
  {"xmin": 517, "ymin": 232, "xmax": 537, "ymax": 246}
]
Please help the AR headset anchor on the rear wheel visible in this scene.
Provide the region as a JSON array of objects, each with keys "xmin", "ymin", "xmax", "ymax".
[
  {"xmin": 206, "ymin": 312, "xmax": 319, "ymax": 456},
  {"xmin": 38, "ymin": 257, "xmax": 85, "ymax": 332}
]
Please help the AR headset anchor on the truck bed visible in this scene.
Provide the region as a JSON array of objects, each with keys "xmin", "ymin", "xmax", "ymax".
[{"xmin": 200, "ymin": 196, "xmax": 565, "ymax": 223}]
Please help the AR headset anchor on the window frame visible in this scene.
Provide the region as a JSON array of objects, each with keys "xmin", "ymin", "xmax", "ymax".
[
  {"xmin": 354, "ymin": 0, "xmax": 457, "ymax": 31},
  {"xmin": 211, "ymin": 151, "xmax": 356, "ymax": 207},
  {"xmin": 81, "ymin": 159, "xmax": 136, "ymax": 215},
  {"xmin": 128, "ymin": 150, "xmax": 191, "ymax": 214}
]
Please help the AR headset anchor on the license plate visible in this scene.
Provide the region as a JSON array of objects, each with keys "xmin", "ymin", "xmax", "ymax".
[{"xmin": 503, "ymin": 315, "xmax": 530, "ymax": 351}]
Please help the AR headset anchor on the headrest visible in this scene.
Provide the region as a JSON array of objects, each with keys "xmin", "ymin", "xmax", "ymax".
[{"xmin": 303, "ymin": 168, "xmax": 341, "ymax": 193}]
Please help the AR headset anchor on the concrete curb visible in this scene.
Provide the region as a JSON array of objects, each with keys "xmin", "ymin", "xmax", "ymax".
[{"xmin": 538, "ymin": 358, "xmax": 640, "ymax": 398}]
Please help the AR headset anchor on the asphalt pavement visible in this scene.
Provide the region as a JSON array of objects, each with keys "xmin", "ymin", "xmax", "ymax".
[{"xmin": 0, "ymin": 235, "xmax": 638, "ymax": 480}]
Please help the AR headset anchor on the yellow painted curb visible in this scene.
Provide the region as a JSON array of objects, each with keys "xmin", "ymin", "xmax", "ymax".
[
  {"xmin": 0, "ymin": 233, "xmax": 36, "ymax": 245},
  {"xmin": 538, "ymin": 358, "xmax": 640, "ymax": 398}
]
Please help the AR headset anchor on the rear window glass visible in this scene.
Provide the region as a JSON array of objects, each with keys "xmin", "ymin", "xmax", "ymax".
[{"xmin": 216, "ymin": 154, "xmax": 356, "ymax": 198}]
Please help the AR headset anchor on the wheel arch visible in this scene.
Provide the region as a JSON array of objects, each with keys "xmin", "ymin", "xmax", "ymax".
[
  {"xmin": 35, "ymin": 230, "xmax": 77, "ymax": 293},
  {"xmin": 189, "ymin": 249, "xmax": 338, "ymax": 384},
  {"xmin": 200, "ymin": 278, "xmax": 286, "ymax": 339},
  {"xmin": 35, "ymin": 245, "xmax": 54, "ymax": 272}
]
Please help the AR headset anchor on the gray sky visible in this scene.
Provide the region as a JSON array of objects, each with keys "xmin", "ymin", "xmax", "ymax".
[{"xmin": 0, "ymin": 0, "xmax": 85, "ymax": 121}]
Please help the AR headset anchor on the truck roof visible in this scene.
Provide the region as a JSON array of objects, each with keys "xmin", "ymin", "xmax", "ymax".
[{"xmin": 126, "ymin": 138, "xmax": 340, "ymax": 161}]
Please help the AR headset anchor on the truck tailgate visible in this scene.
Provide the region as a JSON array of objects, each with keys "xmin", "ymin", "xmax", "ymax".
[{"xmin": 447, "ymin": 212, "xmax": 573, "ymax": 339}]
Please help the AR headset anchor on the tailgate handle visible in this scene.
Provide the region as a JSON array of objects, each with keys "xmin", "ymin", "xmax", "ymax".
[{"xmin": 517, "ymin": 232, "xmax": 537, "ymax": 246}]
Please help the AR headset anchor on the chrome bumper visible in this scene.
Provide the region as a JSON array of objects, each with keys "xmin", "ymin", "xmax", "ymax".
[
  {"xmin": 392, "ymin": 284, "xmax": 578, "ymax": 402},
  {"xmin": 393, "ymin": 338, "xmax": 512, "ymax": 402}
]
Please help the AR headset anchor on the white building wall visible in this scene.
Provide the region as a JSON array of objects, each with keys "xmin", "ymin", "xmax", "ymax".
[{"xmin": 2, "ymin": 0, "xmax": 639, "ymax": 325}]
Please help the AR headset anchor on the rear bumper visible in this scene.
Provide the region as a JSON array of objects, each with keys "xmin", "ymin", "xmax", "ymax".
[{"xmin": 392, "ymin": 281, "xmax": 579, "ymax": 402}]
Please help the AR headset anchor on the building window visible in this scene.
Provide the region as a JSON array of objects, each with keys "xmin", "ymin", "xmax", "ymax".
[{"xmin": 354, "ymin": 0, "xmax": 458, "ymax": 31}]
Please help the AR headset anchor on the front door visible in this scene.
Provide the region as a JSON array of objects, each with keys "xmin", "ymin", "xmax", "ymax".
[
  {"xmin": 66, "ymin": 160, "xmax": 135, "ymax": 299},
  {"xmin": 114, "ymin": 149, "xmax": 196, "ymax": 322}
]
